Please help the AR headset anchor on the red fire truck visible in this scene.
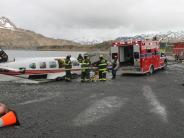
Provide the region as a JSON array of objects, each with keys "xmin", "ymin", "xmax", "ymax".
[{"xmin": 111, "ymin": 39, "xmax": 167, "ymax": 74}]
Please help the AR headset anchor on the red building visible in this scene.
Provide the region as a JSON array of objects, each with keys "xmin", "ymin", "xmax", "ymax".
[{"xmin": 173, "ymin": 42, "xmax": 184, "ymax": 55}]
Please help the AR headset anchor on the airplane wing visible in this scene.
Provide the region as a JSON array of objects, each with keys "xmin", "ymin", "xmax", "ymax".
[
  {"xmin": 0, "ymin": 66, "xmax": 22, "ymax": 74},
  {"xmin": 0, "ymin": 67, "xmax": 52, "ymax": 84},
  {"xmin": 0, "ymin": 66, "xmax": 66, "ymax": 81}
]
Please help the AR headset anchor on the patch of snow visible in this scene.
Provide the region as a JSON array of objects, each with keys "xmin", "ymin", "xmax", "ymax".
[
  {"xmin": 143, "ymin": 85, "xmax": 168, "ymax": 123},
  {"xmin": 73, "ymin": 96, "xmax": 128, "ymax": 126},
  {"xmin": 0, "ymin": 16, "xmax": 16, "ymax": 30}
]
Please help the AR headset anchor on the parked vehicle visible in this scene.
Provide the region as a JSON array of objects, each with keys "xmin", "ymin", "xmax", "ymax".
[
  {"xmin": 110, "ymin": 39, "xmax": 167, "ymax": 74},
  {"xmin": 173, "ymin": 42, "xmax": 184, "ymax": 61}
]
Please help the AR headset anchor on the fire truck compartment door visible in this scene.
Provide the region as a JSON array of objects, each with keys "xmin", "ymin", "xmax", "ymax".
[{"xmin": 133, "ymin": 44, "xmax": 140, "ymax": 66}]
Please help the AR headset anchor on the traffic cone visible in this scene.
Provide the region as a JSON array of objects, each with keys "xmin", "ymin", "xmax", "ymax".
[{"xmin": 0, "ymin": 111, "xmax": 17, "ymax": 127}]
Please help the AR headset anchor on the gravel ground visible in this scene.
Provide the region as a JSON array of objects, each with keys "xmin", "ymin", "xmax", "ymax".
[{"xmin": 0, "ymin": 63, "xmax": 184, "ymax": 138}]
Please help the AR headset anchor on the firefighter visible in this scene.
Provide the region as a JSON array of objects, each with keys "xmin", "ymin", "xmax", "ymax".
[
  {"xmin": 64, "ymin": 55, "xmax": 72, "ymax": 81},
  {"xmin": 81, "ymin": 54, "xmax": 91, "ymax": 82},
  {"xmin": 97, "ymin": 55, "xmax": 108, "ymax": 81},
  {"xmin": 175, "ymin": 54, "xmax": 180, "ymax": 62},
  {"xmin": 111, "ymin": 55, "xmax": 119, "ymax": 79},
  {"xmin": 77, "ymin": 54, "xmax": 83, "ymax": 63}
]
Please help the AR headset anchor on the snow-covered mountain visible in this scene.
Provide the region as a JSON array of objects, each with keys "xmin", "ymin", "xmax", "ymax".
[
  {"xmin": 73, "ymin": 37, "xmax": 102, "ymax": 45},
  {"xmin": 116, "ymin": 35, "xmax": 145, "ymax": 41},
  {"xmin": 0, "ymin": 16, "xmax": 16, "ymax": 30},
  {"xmin": 77, "ymin": 40, "xmax": 101, "ymax": 45},
  {"xmin": 155, "ymin": 31, "xmax": 184, "ymax": 42},
  {"xmin": 116, "ymin": 31, "xmax": 184, "ymax": 43}
]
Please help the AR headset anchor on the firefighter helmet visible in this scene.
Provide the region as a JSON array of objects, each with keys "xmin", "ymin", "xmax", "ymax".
[
  {"xmin": 66, "ymin": 54, "xmax": 71, "ymax": 59},
  {"xmin": 99, "ymin": 54, "xmax": 104, "ymax": 60},
  {"xmin": 84, "ymin": 54, "xmax": 88, "ymax": 59},
  {"xmin": 99, "ymin": 54, "xmax": 104, "ymax": 58}
]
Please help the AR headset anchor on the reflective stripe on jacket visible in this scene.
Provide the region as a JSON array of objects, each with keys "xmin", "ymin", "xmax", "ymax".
[
  {"xmin": 64, "ymin": 59, "xmax": 72, "ymax": 69},
  {"xmin": 81, "ymin": 60, "xmax": 91, "ymax": 72},
  {"xmin": 98, "ymin": 59, "xmax": 108, "ymax": 71}
]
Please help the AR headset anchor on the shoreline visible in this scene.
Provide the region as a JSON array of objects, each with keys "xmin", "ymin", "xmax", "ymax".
[{"xmin": 2, "ymin": 48, "xmax": 108, "ymax": 52}]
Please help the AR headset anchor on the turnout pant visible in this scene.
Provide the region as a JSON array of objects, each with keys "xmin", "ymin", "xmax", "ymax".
[
  {"xmin": 99, "ymin": 70, "xmax": 106, "ymax": 81},
  {"xmin": 81, "ymin": 69, "xmax": 90, "ymax": 81},
  {"xmin": 65, "ymin": 70, "xmax": 71, "ymax": 81}
]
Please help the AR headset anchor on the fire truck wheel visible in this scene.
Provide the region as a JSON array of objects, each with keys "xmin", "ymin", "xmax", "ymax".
[{"xmin": 149, "ymin": 66, "xmax": 154, "ymax": 75}]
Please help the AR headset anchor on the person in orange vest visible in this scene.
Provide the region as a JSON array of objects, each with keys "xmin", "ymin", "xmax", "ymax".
[{"xmin": 0, "ymin": 103, "xmax": 20, "ymax": 127}]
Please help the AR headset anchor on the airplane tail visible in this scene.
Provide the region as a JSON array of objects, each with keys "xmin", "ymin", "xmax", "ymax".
[{"xmin": 0, "ymin": 48, "xmax": 8, "ymax": 63}]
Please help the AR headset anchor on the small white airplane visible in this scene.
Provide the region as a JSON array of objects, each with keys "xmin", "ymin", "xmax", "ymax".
[{"xmin": 0, "ymin": 57, "xmax": 81, "ymax": 81}]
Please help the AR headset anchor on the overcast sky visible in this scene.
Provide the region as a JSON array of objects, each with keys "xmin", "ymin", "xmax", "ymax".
[{"xmin": 1, "ymin": 0, "xmax": 184, "ymax": 42}]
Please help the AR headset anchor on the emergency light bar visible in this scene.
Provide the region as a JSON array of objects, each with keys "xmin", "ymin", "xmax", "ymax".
[{"xmin": 112, "ymin": 40, "xmax": 141, "ymax": 46}]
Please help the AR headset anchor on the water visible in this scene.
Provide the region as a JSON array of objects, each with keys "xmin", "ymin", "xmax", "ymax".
[{"xmin": 4, "ymin": 50, "xmax": 85, "ymax": 61}]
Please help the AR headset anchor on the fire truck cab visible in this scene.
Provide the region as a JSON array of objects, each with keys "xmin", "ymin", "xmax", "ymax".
[{"xmin": 111, "ymin": 40, "xmax": 167, "ymax": 74}]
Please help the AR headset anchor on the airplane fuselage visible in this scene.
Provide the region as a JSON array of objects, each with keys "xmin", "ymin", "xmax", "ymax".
[{"xmin": 0, "ymin": 57, "xmax": 81, "ymax": 80}]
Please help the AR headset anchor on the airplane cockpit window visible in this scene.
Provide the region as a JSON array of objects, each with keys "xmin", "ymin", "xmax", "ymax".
[
  {"xmin": 29, "ymin": 63, "xmax": 36, "ymax": 69},
  {"xmin": 40, "ymin": 62, "xmax": 46, "ymax": 69},
  {"xmin": 72, "ymin": 60, "xmax": 80, "ymax": 66},
  {"xmin": 49, "ymin": 61, "xmax": 57, "ymax": 68}
]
